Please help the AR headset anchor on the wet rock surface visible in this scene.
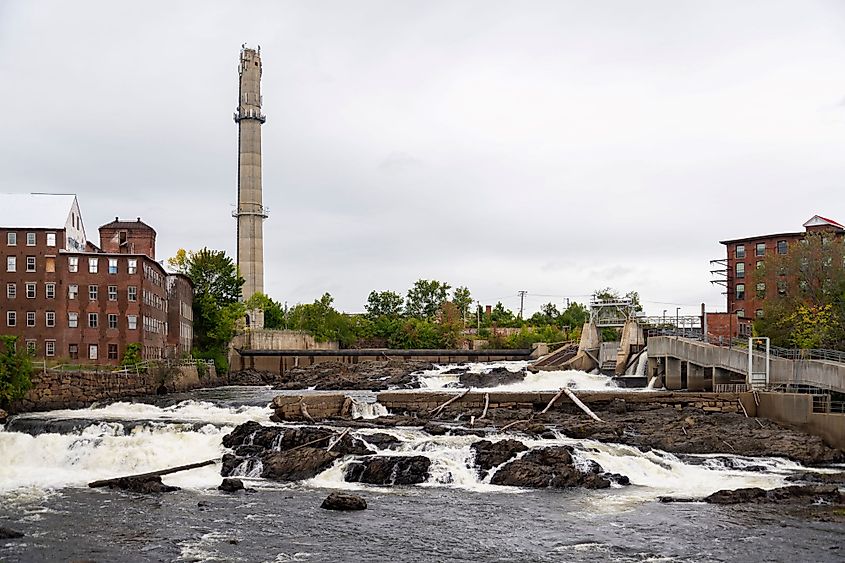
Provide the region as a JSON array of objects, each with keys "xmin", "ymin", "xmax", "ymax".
[
  {"xmin": 218, "ymin": 478, "xmax": 245, "ymax": 493},
  {"xmin": 261, "ymin": 448, "xmax": 340, "ymax": 481},
  {"xmin": 704, "ymin": 484, "xmax": 844, "ymax": 505},
  {"xmin": 344, "ymin": 455, "xmax": 431, "ymax": 485},
  {"xmin": 459, "ymin": 367, "xmax": 526, "ymax": 389},
  {"xmin": 470, "ymin": 439, "xmax": 528, "ymax": 478},
  {"xmin": 0, "ymin": 527, "xmax": 24, "ymax": 539},
  {"xmin": 249, "ymin": 360, "xmax": 433, "ymax": 391},
  {"xmin": 321, "ymin": 492, "xmax": 368, "ymax": 511},
  {"xmin": 360, "ymin": 432, "xmax": 403, "ymax": 450},
  {"xmin": 106, "ymin": 475, "xmax": 179, "ymax": 494},
  {"xmin": 490, "ymin": 446, "xmax": 614, "ymax": 490},
  {"xmin": 221, "ymin": 421, "xmax": 373, "ymax": 479}
]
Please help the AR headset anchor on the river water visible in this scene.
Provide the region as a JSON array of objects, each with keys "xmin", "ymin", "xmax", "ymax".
[{"xmin": 1, "ymin": 368, "xmax": 843, "ymax": 562}]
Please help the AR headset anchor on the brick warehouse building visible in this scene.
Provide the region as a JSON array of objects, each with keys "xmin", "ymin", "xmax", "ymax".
[
  {"xmin": 711, "ymin": 215, "xmax": 844, "ymax": 338},
  {"xmin": 0, "ymin": 193, "xmax": 193, "ymax": 364}
]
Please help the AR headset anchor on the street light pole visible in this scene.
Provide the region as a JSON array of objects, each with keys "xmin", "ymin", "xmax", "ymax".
[{"xmin": 676, "ymin": 307, "xmax": 681, "ymax": 334}]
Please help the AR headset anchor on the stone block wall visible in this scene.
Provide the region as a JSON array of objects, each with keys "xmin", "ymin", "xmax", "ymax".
[{"xmin": 8, "ymin": 364, "xmax": 220, "ymax": 413}]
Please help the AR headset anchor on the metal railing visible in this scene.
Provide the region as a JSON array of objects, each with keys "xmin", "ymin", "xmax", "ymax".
[{"xmin": 647, "ymin": 329, "xmax": 845, "ymax": 366}]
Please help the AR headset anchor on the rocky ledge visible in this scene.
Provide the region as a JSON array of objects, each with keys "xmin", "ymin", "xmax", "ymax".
[
  {"xmin": 660, "ymin": 484, "xmax": 845, "ymax": 522},
  {"xmin": 230, "ymin": 359, "xmax": 433, "ymax": 390}
]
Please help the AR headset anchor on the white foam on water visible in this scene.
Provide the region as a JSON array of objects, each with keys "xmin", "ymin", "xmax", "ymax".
[
  {"xmin": 418, "ymin": 360, "xmax": 619, "ymax": 392},
  {"xmin": 0, "ymin": 421, "xmax": 227, "ymax": 493},
  {"xmin": 350, "ymin": 399, "xmax": 389, "ymax": 420},
  {"xmin": 11, "ymin": 399, "xmax": 273, "ymax": 426}
]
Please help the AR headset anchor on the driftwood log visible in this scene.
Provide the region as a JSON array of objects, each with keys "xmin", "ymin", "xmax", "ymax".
[
  {"xmin": 430, "ymin": 388, "xmax": 471, "ymax": 417},
  {"xmin": 88, "ymin": 459, "xmax": 217, "ymax": 488}
]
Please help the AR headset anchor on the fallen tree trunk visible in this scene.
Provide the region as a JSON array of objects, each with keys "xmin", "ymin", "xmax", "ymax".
[
  {"xmin": 478, "ymin": 393, "xmax": 490, "ymax": 420},
  {"xmin": 430, "ymin": 388, "xmax": 471, "ymax": 417},
  {"xmin": 563, "ymin": 388, "xmax": 603, "ymax": 422},
  {"xmin": 89, "ymin": 459, "xmax": 217, "ymax": 488},
  {"xmin": 540, "ymin": 387, "xmax": 566, "ymax": 415}
]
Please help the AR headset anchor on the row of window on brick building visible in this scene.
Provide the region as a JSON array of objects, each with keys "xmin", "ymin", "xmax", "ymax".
[
  {"xmin": 6, "ymin": 310, "xmax": 162, "ymax": 333},
  {"xmin": 5, "ymin": 255, "xmax": 141, "ymax": 276},
  {"xmin": 6, "ymin": 231, "xmax": 57, "ymax": 247},
  {"xmin": 22, "ymin": 340, "xmax": 122, "ymax": 362}
]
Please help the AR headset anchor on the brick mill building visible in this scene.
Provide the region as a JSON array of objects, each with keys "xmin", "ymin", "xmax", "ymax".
[
  {"xmin": 710, "ymin": 215, "xmax": 844, "ymax": 338},
  {"xmin": 0, "ymin": 193, "xmax": 193, "ymax": 364}
]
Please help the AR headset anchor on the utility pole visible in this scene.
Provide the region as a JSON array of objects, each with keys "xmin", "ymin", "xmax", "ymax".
[
  {"xmin": 517, "ymin": 290, "xmax": 527, "ymax": 319},
  {"xmin": 476, "ymin": 301, "xmax": 481, "ymax": 332}
]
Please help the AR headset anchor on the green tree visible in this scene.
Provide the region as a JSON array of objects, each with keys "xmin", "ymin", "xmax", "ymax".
[
  {"xmin": 490, "ymin": 301, "xmax": 518, "ymax": 327},
  {"xmin": 405, "ymin": 279, "xmax": 451, "ymax": 319},
  {"xmin": 288, "ymin": 293, "xmax": 357, "ymax": 346},
  {"xmin": 365, "ymin": 290, "xmax": 404, "ymax": 318},
  {"xmin": 452, "ymin": 286, "xmax": 473, "ymax": 320},
  {"xmin": 756, "ymin": 232, "xmax": 845, "ymax": 348},
  {"xmin": 0, "ymin": 335, "xmax": 33, "ymax": 408},
  {"xmin": 176, "ymin": 248, "xmax": 245, "ymax": 371},
  {"xmin": 245, "ymin": 292, "xmax": 286, "ymax": 330},
  {"xmin": 120, "ymin": 343, "xmax": 142, "ymax": 367}
]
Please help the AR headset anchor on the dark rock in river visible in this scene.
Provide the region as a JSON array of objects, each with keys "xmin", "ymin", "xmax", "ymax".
[
  {"xmin": 0, "ymin": 526, "xmax": 24, "ymax": 539},
  {"xmin": 223, "ymin": 422, "xmax": 373, "ymax": 456},
  {"xmin": 107, "ymin": 475, "xmax": 179, "ymax": 494},
  {"xmin": 261, "ymin": 447, "xmax": 340, "ymax": 481},
  {"xmin": 459, "ymin": 367, "xmax": 525, "ymax": 388},
  {"xmin": 268, "ymin": 359, "xmax": 433, "ymax": 391},
  {"xmin": 218, "ymin": 478, "xmax": 245, "ymax": 493},
  {"xmin": 785, "ymin": 471, "xmax": 845, "ymax": 485},
  {"xmin": 361, "ymin": 432, "xmax": 403, "ymax": 450},
  {"xmin": 704, "ymin": 485, "xmax": 844, "ymax": 505},
  {"xmin": 321, "ymin": 492, "xmax": 367, "ymax": 511},
  {"xmin": 0, "ymin": 409, "xmax": 8, "ymax": 424},
  {"xmin": 344, "ymin": 455, "xmax": 431, "ymax": 485},
  {"xmin": 470, "ymin": 439, "xmax": 529, "ymax": 479},
  {"xmin": 490, "ymin": 447, "xmax": 612, "ymax": 489}
]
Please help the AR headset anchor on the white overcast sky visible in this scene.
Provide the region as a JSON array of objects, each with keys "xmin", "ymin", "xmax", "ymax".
[{"xmin": 2, "ymin": 1, "xmax": 845, "ymax": 316}]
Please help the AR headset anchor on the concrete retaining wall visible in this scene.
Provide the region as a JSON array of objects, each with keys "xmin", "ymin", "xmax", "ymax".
[
  {"xmin": 376, "ymin": 390, "xmax": 754, "ymax": 417},
  {"xmin": 756, "ymin": 392, "xmax": 845, "ymax": 450}
]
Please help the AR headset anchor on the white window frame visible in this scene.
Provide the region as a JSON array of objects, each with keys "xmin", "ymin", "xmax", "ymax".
[
  {"xmin": 26, "ymin": 311, "xmax": 35, "ymax": 327},
  {"xmin": 26, "ymin": 283, "xmax": 36, "ymax": 299},
  {"xmin": 26, "ymin": 232, "xmax": 36, "ymax": 246},
  {"xmin": 127, "ymin": 315, "xmax": 137, "ymax": 330},
  {"xmin": 108, "ymin": 285, "xmax": 118, "ymax": 301},
  {"xmin": 7, "ymin": 311, "xmax": 16, "ymax": 327},
  {"xmin": 68, "ymin": 256, "xmax": 79, "ymax": 273},
  {"xmin": 88, "ymin": 344, "xmax": 98, "ymax": 360},
  {"xmin": 89, "ymin": 285, "xmax": 98, "ymax": 300},
  {"xmin": 68, "ymin": 284, "xmax": 78, "ymax": 299},
  {"xmin": 46, "ymin": 232, "xmax": 56, "ymax": 247},
  {"xmin": 108, "ymin": 314, "xmax": 118, "ymax": 329},
  {"xmin": 6, "ymin": 283, "xmax": 15, "ymax": 299},
  {"xmin": 68, "ymin": 312, "xmax": 79, "ymax": 328},
  {"xmin": 46, "ymin": 283, "xmax": 55, "ymax": 299},
  {"xmin": 128, "ymin": 258, "xmax": 137, "ymax": 274},
  {"xmin": 46, "ymin": 340, "xmax": 56, "ymax": 357},
  {"xmin": 7, "ymin": 256, "xmax": 16, "ymax": 272},
  {"xmin": 88, "ymin": 312, "xmax": 98, "ymax": 328},
  {"xmin": 128, "ymin": 286, "xmax": 137, "ymax": 302},
  {"xmin": 46, "ymin": 311, "xmax": 55, "ymax": 327},
  {"xmin": 7, "ymin": 232, "xmax": 16, "ymax": 246},
  {"xmin": 26, "ymin": 340, "xmax": 36, "ymax": 355},
  {"xmin": 108, "ymin": 258, "xmax": 118, "ymax": 274},
  {"xmin": 26, "ymin": 256, "xmax": 35, "ymax": 272},
  {"xmin": 88, "ymin": 257, "xmax": 98, "ymax": 274}
]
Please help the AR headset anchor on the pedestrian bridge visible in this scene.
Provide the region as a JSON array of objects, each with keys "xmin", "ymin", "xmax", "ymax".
[{"xmin": 647, "ymin": 336, "xmax": 845, "ymax": 395}]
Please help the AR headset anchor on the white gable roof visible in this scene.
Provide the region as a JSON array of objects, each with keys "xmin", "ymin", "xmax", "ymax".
[
  {"xmin": 803, "ymin": 215, "xmax": 844, "ymax": 229},
  {"xmin": 0, "ymin": 193, "xmax": 78, "ymax": 229}
]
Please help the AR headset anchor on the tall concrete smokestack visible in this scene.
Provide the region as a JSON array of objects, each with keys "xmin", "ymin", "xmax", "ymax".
[{"xmin": 233, "ymin": 45, "xmax": 267, "ymax": 328}]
